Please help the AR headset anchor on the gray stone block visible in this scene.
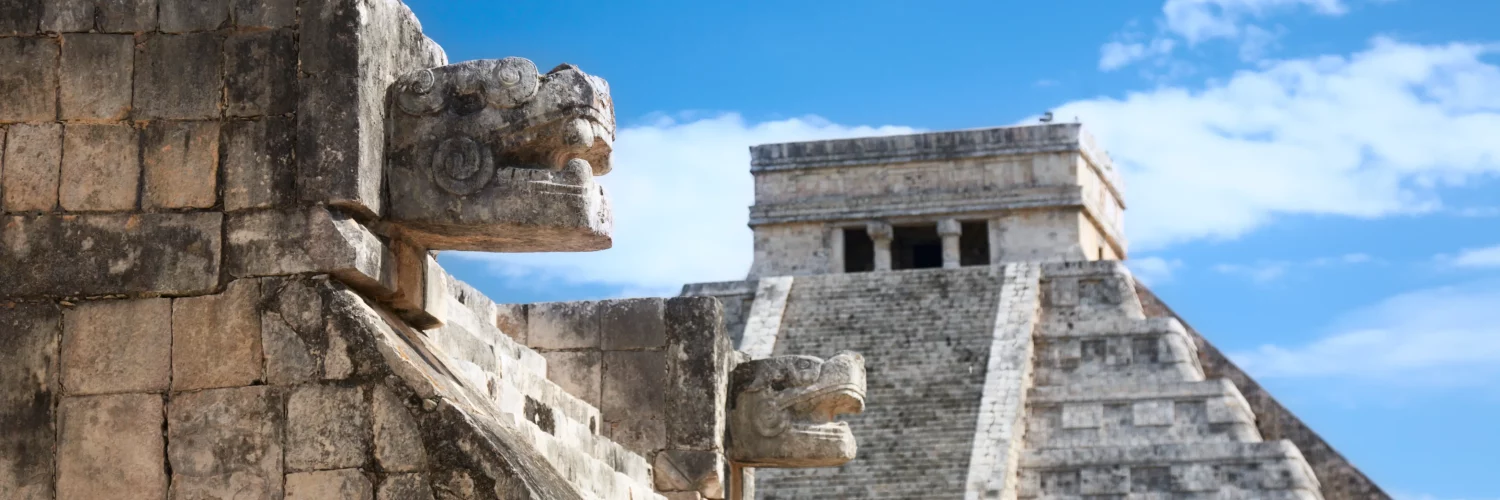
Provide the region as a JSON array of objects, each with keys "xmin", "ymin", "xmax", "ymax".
[
  {"xmin": 0, "ymin": 0, "xmax": 42, "ymax": 35},
  {"xmin": 159, "ymin": 0, "xmax": 229, "ymax": 33},
  {"xmin": 664, "ymin": 297, "xmax": 730, "ymax": 451},
  {"xmin": 529, "ymin": 301, "xmax": 601, "ymax": 350},
  {"xmin": 0, "ymin": 37, "xmax": 57, "ymax": 122},
  {"xmin": 601, "ymin": 298, "xmax": 666, "ymax": 350},
  {"xmin": 56, "ymin": 393, "xmax": 166, "ymax": 500},
  {"xmin": 0, "ymin": 213, "xmax": 222, "ymax": 297},
  {"xmin": 2, "ymin": 123, "xmax": 61, "ymax": 211},
  {"xmin": 542, "ymin": 351, "xmax": 602, "ymax": 409},
  {"xmin": 41, "ymin": 0, "xmax": 157, "ymax": 32},
  {"xmin": 602, "ymin": 350, "xmax": 666, "ymax": 454},
  {"xmin": 61, "ymin": 298, "xmax": 171, "ymax": 395},
  {"xmin": 378, "ymin": 474, "xmax": 435, "ymax": 500},
  {"xmin": 226, "ymin": 29, "xmax": 296, "ymax": 117},
  {"xmin": 167, "ymin": 386, "xmax": 284, "ymax": 500},
  {"xmin": 59, "ymin": 34, "xmax": 133, "ymax": 121},
  {"xmin": 653, "ymin": 450, "xmax": 725, "ymax": 497},
  {"xmin": 143, "ymin": 120, "xmax": 219, "ymax": 210},
  {"xmin": 232, "ymin": 0, "xmax": 295, "ymax": 29},
  {"xmin": 223, "ymin": 116, "xmax": 296, "ymax": 211},
  {"xmin": 261, "ymin": 277, "xmax": 328, "ymax": 385},
  {"xmin": 0, "ymin": 303, "xmax": 60, "ymax": 500},
  {"xmin": 373, "ymin": 385, "xmax": 428, "ymax": 472},
  {"xmin": 134, "ymin": 33, "xmax": 223, "ymax": 120},
  {"xmin": 226, "ymin": 207, "xmax": 390, "ymax": 292},
  {"xmin": 59, "ymin": 124, "xmax": 137, "ymax": 211},
  {"xmin": 286, "ymin": 384, "xmax": 369, "ymax": 471},
  {"xmin": 171, "ymin": 279, "xmax": 262, "ymax": 391},
  {"xmin": 286, "ymin": 469, "xmax": 373, "ymax": 500}
]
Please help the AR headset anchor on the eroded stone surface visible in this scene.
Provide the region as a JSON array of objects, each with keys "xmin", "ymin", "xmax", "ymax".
[
  {"xmin": 0, "ymin": 213, "xmax": 222, "ymax": 297},
  {"xmin": 223, "ymin": 117, "xmax": 296, "ymax": 211},
  {"xmin": 603, "ymin": 351, "xmax": 667, "ymax": 454},
  {"xmin": 172, "ymin": 279, "xmax": 262, "ymax": 391},
  {"xmin": 167, "ymin": 386, "xmax": 283, "ymax": 500},
  {"xmin": 59, "ymin": 34, "xmax": 133, "ymax": 121},
  {"xmin": 56, "ymin": 393, "xmax": 166, "ymax": 500},
  {"xmin": 59, "ymin": 124, "xmax": 137, "ymax": 212},
  {"xmin": 286, "ymin": 469, "xmax": 373, "ymax": 500},
  {"xmin": 286, "ymin": 384, "xmax": 370, "ymax": 471},
  {"xmin": 542, "ymin": 351, "xmax": 602, "ymax": 408},
  {"xmin": 41, "ymin": 0, "xmax": 158, "ymax": 32},
  {"xmin": 143, "ymin": 120, "xmax": 219, "ymax": 210},
  {"xmin": 0, "ymin": 37, "xmax": 57, "ymax": 122},
  {"xmin": 134, "ymin": 33, "xmax": 223, "ymax": 120},
  {"xmin": 373, "ymin": 385, "xmax": 428, "ymax": 472},
  {"xmin": 378, "ymin": 473, "xmax": 435, "ymax": 500},
  {"xmin": 61, "ymin": 299, "xmax": 171, "ymax": 395},
  {"xmin": 2, "ymin": 123, "xmax": 61, "ymax": 212},
  {"xmin": 158, "ymin": 0, "xmax": 229, "ymax": 33},
  {"xmin": 0, "ymin": 303, "xmax": 60, "ymax": 500},
  {"xmin": 226, "ymin": 30, "xmax": 296, "ymax": 117}
]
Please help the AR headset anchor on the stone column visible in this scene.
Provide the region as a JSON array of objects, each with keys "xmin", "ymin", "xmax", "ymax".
[
  {"xmin": 937, "ymin": 218, "xmax": 962, "ymax": 269},
  {"xmin": 866, "ymin": 221, "xmax": 893, "ymax": 271}
]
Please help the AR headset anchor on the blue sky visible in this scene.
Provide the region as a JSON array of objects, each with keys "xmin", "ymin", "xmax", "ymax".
[{"xmin": 406, "ymin": 1, "xmax": 1500, "ymax": 498}]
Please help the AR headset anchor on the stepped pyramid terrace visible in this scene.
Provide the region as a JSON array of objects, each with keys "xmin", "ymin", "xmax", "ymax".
[{"xmin": 0, "ymin": 1, "xmax": 1385, "ymax": 499}]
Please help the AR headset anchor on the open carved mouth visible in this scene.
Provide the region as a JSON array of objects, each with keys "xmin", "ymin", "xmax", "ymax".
[{"xmin": 787, "ymin": 383, "xmax": 866, "ymax": 440}]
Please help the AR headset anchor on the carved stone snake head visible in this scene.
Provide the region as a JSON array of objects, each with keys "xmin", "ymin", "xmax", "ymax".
[
  {"xmin": 385, "ymin": 57, "xmax": 615, "ymax": 252},
  {"xmin": 727, "ymin": 352, "xmax": 867, "ymax": 468}
]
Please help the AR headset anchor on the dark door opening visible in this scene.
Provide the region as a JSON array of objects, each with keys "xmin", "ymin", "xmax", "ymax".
[
  {"xmin": 843, "ymin": 228, "xmax": 874, "ymax": 273},
  {"xmin": 892, "ymin": 225, "xmax": 942, "ymax": 270},
  {"xmin": 960, "ymin": 221, "xmax": 990, "ymax": 266}
]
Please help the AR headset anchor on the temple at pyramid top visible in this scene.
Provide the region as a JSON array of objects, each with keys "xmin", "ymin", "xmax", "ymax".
[{"xmin": 745, "ymin": 123, "xmax": 1128, "ymax": 278}]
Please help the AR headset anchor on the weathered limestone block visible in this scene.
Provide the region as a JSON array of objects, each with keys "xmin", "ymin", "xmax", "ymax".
[
  {"xmin": 664, "ymin": 297, "xmax": 731, "ymax": 451},
  {"xmin": 172, "ymin": 279, "xmax": 263, "ymax": 391},
  {"xmin": 134, "ymin": 33, "xmax": 223, "ymax": 120},
  {"xmin": 0, "ymin": 303, "xmax": 60, "ymax": 500},
  {"xmin": 232, "ymin": 0, "xmax": 295, "ymax": 29},
  {"xmin": 143, "ymin": 120, "xmax": 220, "ymax": 209},
  {"xmin": 40, "ymin": 0, "xmax": 157, "ymax": 32},
  {"xmin": 0, "ymin": 213, "xmax": 223, "ymax": 297},
  {"xmin": 529, "ymin": 300, "xmax": 601, "ymax": 349},
  {"xmin": 542, "ymin": 351, "xmax": 602, "ymax": 408},
  {"xmin": 0, "ymin": 37, "xmax": 57, "ymax": 122},
  {"xmin": 61, "ymin": 299, "xmax": 171, "ymax": 395},
  {"xmin": 496, "ymin": 303, "xmax": 529, "ymax": 343},
  {"xmin": 227, "ymin": 207, "xmax": 390, "ymax": 292},
  {"xmin": 373, "ymin": 385, "xmax": 428, "ymax": 472},
  {"xmin": 226, "ymin": 29, "xmax": 297, "ymax": 117},
  {"xmin": 653, "ymin": 450, "xmax": 725, "ymax": 498},
  {"xmin": 59, "ymin": 124, "xmax": 137, "ymax": 211},
  {"xmin": 286, "ymin": 384, "xmax": 370, "ymax": 471},
  {"xmin": 59, "ymin": 34, "xmax": 133, "ymax": 121},
  {"xmin": 298, "ymin": 0, "xmax": 446, "ymax": 216},
  {"xmin": 167, "ymin": 386, "xmax": 284, "ymax": 500},
  {"xmin": 727, "ymin": 352, "xmax": 866, "ymax": 468},
  {"xmin": 377, "ymin": 473, "xmax": 435, "ymax": 500},
  {"xmin": 158, "ymin": 0, "xmax": 229, "ymax": 33},
  {"xmin": 384, "ymin": 57, "xmax": 615, "ymax": 251},
  {"xmin": 0, "ymin": 0, "xmax": 42, "ymax": 35},
  {"xmin": 286, "ymin": 469, "xmax": 373, "ymax": 500},
  {"xmin": 602, "ymin": 298, "xmax": 666, "ymax": 350},
  {"xmin": 2, "ymin": 123, "xmax": 61, "ymax": 211},
  {"xmin": 223, "ymin": 117, "xmax": 296, "ymax": 210},
  {"xmin": 260, "ymin": 277, "xmax": 328, "ymax": 385},
  {"xmin": 56, "ymin": 393, "xmax": 166, "ymax": 500},
  {"xmin": 602, "ymin": 350, "xmax": 667, "ymax": 454}
]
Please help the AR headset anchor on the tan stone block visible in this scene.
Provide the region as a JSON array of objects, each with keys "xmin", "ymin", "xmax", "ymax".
[
  {"xmin": 541, "ymin": 351, "xmax": 601, "ymax": 408},
  {"xmin": 601, "ymin": 298, "xmax": 666, "ymax": 350},
  {"xmin": 223, "ymin": 117, "xmax": 295, "ymax": 211},
  {"xmin": 59, "ymin": 34, "xmax": 133, "ymax": 121},
  {"xmin": 0, "ymin": 37, "xmax": 58, "ymax": 122},
  {"xmin": 56, "ymin": 393, "xmax": 166, "ymax": 500},
  {"xmin": 61, "ymin": 299, "xmax": 170, "ymax": 395},
  {"xmin": 286, "ymin": 384, "xmax": 369, "ymax": 471},
  {"xmin": 143, "ymin": 120, "xmax": 219, "ymax": 209},
  {"xmin": 286, "ymin": 469, "xmax": 373, "ymax": 500},
  {"xmin": 59, "ymin": 124, "xmax": 138, "ymax": 212},
  {"xmin": 172, "ymin": 279, "xmax": 262, "ymax": 391},
  {"xmin": 372, "ymin": 385, "xmax": 427, "ymax": 472},
  {"xmin": 377, "ymin": 473, "xmax": 434, "ymax": 500},
  {"xmin": 603, "ymin": 350, "xmax": 667, "ymax": 454},
  {"xmin": 495, "ymin": 303, "xmax": 528, "ymax": 343},
  {"xmin": 2, "ymin": 123, "xmax": 61, "ymax": 211},
  {"xmin": 529, "ymin": 300, "xmax": 600, "ymax": 349},
  {"xmin": 167, "ymin": 386, "xmax": 283, "ymax": 500}
]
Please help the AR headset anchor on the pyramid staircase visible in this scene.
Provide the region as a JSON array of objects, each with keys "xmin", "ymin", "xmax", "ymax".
[{"xmin": 1017, "ymin": 262, "xmax": 1323, "ymax": 499}]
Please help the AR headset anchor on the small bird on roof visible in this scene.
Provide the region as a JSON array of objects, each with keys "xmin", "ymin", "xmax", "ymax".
[{"xmin": 1040, "ymin": 111, "xmax": 1054, "ymax": 123}]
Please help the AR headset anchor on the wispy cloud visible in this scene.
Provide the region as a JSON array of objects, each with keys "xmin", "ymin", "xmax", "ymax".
[
  {"xmin": 1129, "ymin": 256, "xmax": 1186, "ymax": 285},
  {"xmin": 1440, "ymin": 244, "xmax": 1500, "ymax": 269},
  {"xmin": 1100, "ymin": 0, "xmax": 1352, "ymax": 71},
  {"xmin": 1213, "ymin": 253, "xmax": 1376, "ymax": 283},
  {"xmin": 1230, "ymin": 281, "xmax": 1500, "ymax": 383}
]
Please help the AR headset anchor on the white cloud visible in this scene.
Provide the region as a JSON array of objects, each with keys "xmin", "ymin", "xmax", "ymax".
[
  {"xmin": 1212, "ymin": 253, "xmax": 1377, "ymax": 282},
  {"xmin": 1230, "ymin": 281, "xmax": 1500, "ymax": 382},
  {"xmin": 1445, "ymin": 244, "xmax": 1500, "ymax": 268},
  {"xmin": 448, "ymin": 114, "xmax": 919, "ymax": 294},
  {"xmin": 1054, "ymin": 38, "xmax": 1500, "ymax": 249},
  {"xmin": 1101, "ymin": 0, "xmax": 1350, "ymax": 70},
  {"xmin": 1128, "ymin": 256, "xmax": 1185, "ymax": 285}
]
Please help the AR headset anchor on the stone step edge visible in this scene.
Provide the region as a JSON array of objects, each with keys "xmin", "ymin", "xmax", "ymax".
[
  {"xmin": 1029, "ymin": 379, "xmax": 1243, "ymax": 405},
  {"xmin": 1020, "ymin": 440, "xmax": 1309, "ymax": 469},
  {"xmin": 1039, "ymin": 317, "xmax": 1187, "ymax": 338}
]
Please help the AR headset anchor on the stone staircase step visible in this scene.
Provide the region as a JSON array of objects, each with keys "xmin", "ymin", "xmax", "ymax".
[
  {"xmin": 1034, "ymin": 317, "xmax": 1205, "ymax": 386},
  {"xmin": 1018, "ymin": 441, "xmax": 1320, "ymax": 498},
  {"xmin": 1025, "ymin": 380, "xmax": 1261, "ymax": 449}
]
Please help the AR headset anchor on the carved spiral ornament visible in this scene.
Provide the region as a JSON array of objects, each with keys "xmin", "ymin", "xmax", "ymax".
[
  {"xmin": 483, "ymin": 57, "xmax": 540, "ymax": 109},
  {"xmin": 396, "ymin": 69, "xmax": 445, "ymax": 115},
  {"xmin": 431, "ymin": 136, "xmax": 495, "ymax": 196}
]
